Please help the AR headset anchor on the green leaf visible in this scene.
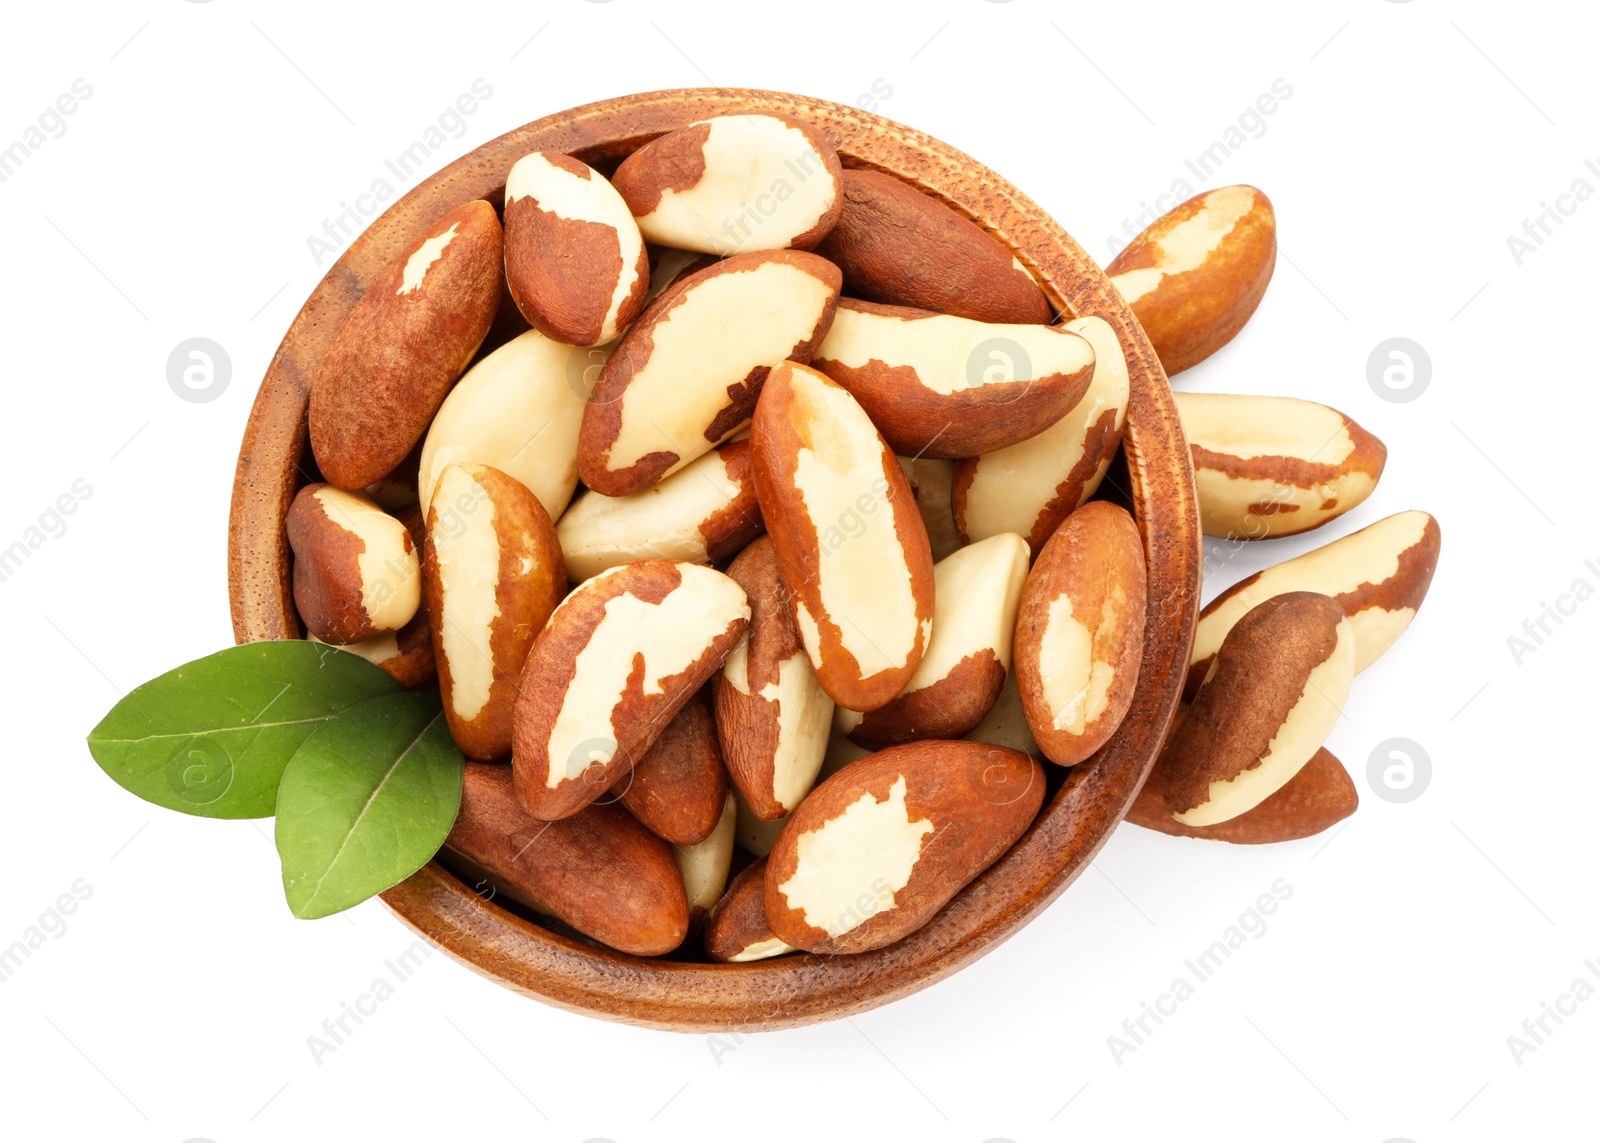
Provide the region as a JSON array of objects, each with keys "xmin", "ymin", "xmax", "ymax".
[
  {"xmin": 86, "ymin": 641, "xmax": 403, "ymax": 819},
  {"xmin": 274, "ymin": 691, "xmax": 464, "ymax": 920}
]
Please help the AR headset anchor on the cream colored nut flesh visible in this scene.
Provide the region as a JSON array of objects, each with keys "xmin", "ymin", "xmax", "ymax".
[
  {"xmin": 542, "ymin": 567, "xmax": 746, "ymax": 789},
  {"xmin": 673, "ymin": 792, "xmax": 737, "ymax": 923},
  {"xmin": 418, "ymin": 329, "xmax": 603, "ymax": 520},
  {"xmin": 776, "ymin": 775, "xmax": 932, "ymax": 939},
  {"xmin": 1189, "ymin": 510, "xmax": 1441, "ymax": 690},
  {"xmin": 556, "ymin": 440, "xmax": 759, "ymax": 582},
  {"xmin": 617, "ymin": 114, "xmax": 841, "ymax": 254},
  {"xmin": 816, "ymin": 304, "xmax": 1093, "ymax": 398},
  {"xmin": 734, "ymin": 788, "xmax": 789, "ymax": 857},
  {"xmin": 703, "ymin": 858, "xmax": 796, "ymax": 963},
  {"xmin": 646, "ymin": 247, "xmax": 713, "ymax": 301},
  {"xmin": 602, "ymin": 261, "xmax": 836, "ymax": 479},
  {"xmin": 307, "ymin": 613, "xmax": 434, "ymax": 690},
  {"xmin": 961, "ymin": 669, "xmax": 1043, "ymax": 758},
  {"xmin": 311, "ymin": 629, "xmax": 401, "ymax": 668},
  {"xmin": 431, "ymin": 466, "xmax": 503, "ymax": 726},
  {"xmin": 728, "ymin": 936, "xmax": 796, "ymax": 962},
  {"xmin": 1173, "ymin": 391, "xmax": 1386, "ymax": 539},
  {"xmin": 818, "ymin": 733, "xmax": 871, "ymax": 782},
  {"xmin": 1109, "ymin": 185, "xmax": 1261, "ymax": 307},
  {"xmin": 1177, "ymin": 612, "xmax": 1356, "ymax": 827},
  {"xmin": 836, "ymin": 532, "xmax": 1030, "ymax": 746},
  {"xmin": 787, "ymin": 374, "xmax": 924, "ymax": 682},
  {"xmin": 953, "ymin": 315, "xmax": 1131, "ymax": 554}
]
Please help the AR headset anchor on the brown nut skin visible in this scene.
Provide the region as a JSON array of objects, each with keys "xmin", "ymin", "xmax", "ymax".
[
  {"xmin": 750, "ymin": 360, "xmax": 935, "ymax": 712},
  {"xmin": 422, "ymin": 464, "xmax": 566, "ymax": 762},
  {"xmin": 1129, "ymin": 740, "xmax": 1357, "ymax": 843},
  {"xmin": 613, "ymin": 114, "xmax": 843, "ymax": 254},
  {"xmin": 704, "ymin": 857, "xmax": 794, "ymax": 963},
  {"xmin": 1014, "ymin": 502, "xmax": 1148, "ymax": 767},
  {"xmin": 810, "ymin": 299, "xmax": 1095, "ymax": 459},
  {"xmin": 814, "ymin": 169, "xmax": 1052, "ymax": 324},
  {"xmin": 1173, "ymin": 392, "xmax": 1387, "ymax": 540},
  {"xmin": 694, "ymin": 439, "xmax": 766, "ymax": 563},
  {"xmin": 287, "ymin": 484, "xmax": 420, "ymax": 644},
  {"xmin": 897, "ymin": 457, "xmax": 962, "ymax": 562},
  {"xmin": 1186, "ymin": 510, "xmax": 1441, "ymax": 698},
  {"xmin": 764, "ymin": 740, "xmax": 1045, "ymax": 955},
  {"xmin": 1105, "ymin": 185, "xmax": 1275, "ymax": 376},
  {"xmin": 502, "ymin": 150, "xmax": 649, "ymax": 347},
  {"xmin": 577, "ymin": 249, "xmax": 842, "ymax": 498},
  {"xmin": 845, "ymin": 656, "xmax": 1003, "ymax": 751},
  {"xmin": 310, "ymin": 200, "xmax": 503, "ymax": 490},
  {"xmin": 511, "ymin": 560, "xmax": 749, "ymax": 821},
  {"xmin": 714, "ymin": 537, "xmax": 834, "ymax": 822},
  {"xmin": 1166, "ymin": 593, "xmax": 1353, "ymax": 826},
  {"xmin": 445, "ymin": 762, "xmax": 689, "ymax": 957},
  {"xmin": 610, "ymin": 689, "xmax": 730, "ymax": 845}
]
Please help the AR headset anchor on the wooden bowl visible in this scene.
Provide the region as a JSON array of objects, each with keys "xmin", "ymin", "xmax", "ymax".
[{"xmin": 228, "ymin": 88, "xmax": 1199, "ymax": 1032}]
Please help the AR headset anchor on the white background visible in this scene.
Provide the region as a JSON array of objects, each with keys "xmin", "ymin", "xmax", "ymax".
[{"xmin": 1, "ymin": 1, "xmax": 1594, "ymax": 1140}]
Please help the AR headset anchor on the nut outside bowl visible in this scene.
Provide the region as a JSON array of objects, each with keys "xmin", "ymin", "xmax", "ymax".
[{"xmin": 227, "ymin": 88, "xmax": 1200, "ymax": 1032}]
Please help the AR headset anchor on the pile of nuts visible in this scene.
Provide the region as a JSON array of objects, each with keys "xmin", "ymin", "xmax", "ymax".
[{"xmin": 286, "ymin": 111, "xmax": 1439, "ymax": 961}]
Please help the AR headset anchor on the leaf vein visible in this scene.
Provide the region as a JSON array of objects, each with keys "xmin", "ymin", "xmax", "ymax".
[
  {"xmin": 90, "ymin": 714, "xmax": 341, "ymax": 745},
  {"xmin": 296, "ymin": 712, "xmax": 444, "ymax": 909}
]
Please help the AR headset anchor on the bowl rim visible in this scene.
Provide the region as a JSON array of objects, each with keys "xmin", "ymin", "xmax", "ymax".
[{"xmin": 226, "ymin": 86, "xmax": 1199, "ymax": 1032}]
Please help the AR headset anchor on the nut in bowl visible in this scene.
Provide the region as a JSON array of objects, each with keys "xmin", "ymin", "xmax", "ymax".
[{"xmin": 93, "ymin": 87, "xmax": 1446, "ymax": 1033}]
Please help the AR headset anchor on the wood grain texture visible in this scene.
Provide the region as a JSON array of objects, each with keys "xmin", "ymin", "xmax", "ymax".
[{"xmin": 227, "ymin": 88, "xmax": 1200, "ymax": 1032}]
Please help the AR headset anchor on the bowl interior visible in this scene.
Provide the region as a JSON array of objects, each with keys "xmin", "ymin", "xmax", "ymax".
[{"xmin": 227, "ymin": 88, "xmax": 1199, "ymax": 1032}]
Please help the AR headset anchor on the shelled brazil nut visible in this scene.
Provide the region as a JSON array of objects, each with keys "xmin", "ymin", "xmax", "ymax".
[
  {"xmin": 287, "ymin": 484, "xmax": 421, "ymax": 644},
  {"xmin": 555, "ymin": 437, "xmax": 763, "ymax": 582},
  {"xmin": 422, "ymin": 463, "xmax": 566, "ymax": 762},
  {"xmin": 1106, "ymin": 184, "xmax": 1276, "ymax": 376},
  {"xmin": 578, "ymin": 250, "xmax": 842, "ymax": 496},
  {"xmin": 764, "ymin": 740, "xmax": 1044, "ymax": 955},
  {"xmin": 502, "ymin": 150, "xmax": 650, "ymax": 347},
  {"xmin": 1161, "ymin": 593, "xmax": 1354, "ymax": 827},
  {"xmin": 511, "ymin": 559, "xmax": 749, "ymax": 821},
  {"xmin": 810, "ymin": 299, "xmax": 1096, "ymax": 458},
  {"xmin": 310, "ymin": 200, "xmax": 503, "ymax": 490},
  {"xmin": 750, "ymin": 360, "xmax": 934, "ymax": 712}
]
